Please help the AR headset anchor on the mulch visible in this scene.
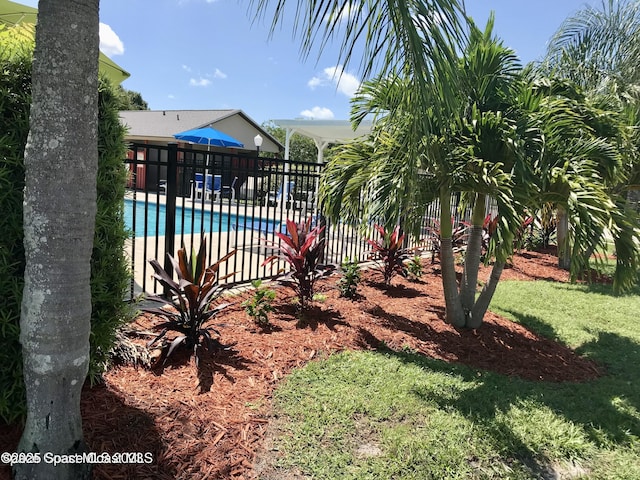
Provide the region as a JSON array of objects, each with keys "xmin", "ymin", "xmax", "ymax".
[{"xmin": 0, "ymin": 248, "xmax": 606, "ymax": 479}]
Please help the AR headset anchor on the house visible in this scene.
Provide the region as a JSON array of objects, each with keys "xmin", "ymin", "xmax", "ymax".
[
  {"xmin": 120, "ymin": 109, "xmax": 283, "ymax": 194},
  {"xmin": 120, "ymin": 109, "xmax": 281, "ymax": 153}
]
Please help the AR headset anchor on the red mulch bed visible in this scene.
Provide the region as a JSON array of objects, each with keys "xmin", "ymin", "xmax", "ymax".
[{"xmin": 0, "ymin": 249, "xmax": 605, "ymax": 479}]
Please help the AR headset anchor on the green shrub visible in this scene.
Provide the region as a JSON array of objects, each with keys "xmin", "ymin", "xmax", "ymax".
[
  {"xmin": 0, "ymin": 32, "xmax": 132, "ymax": 421},
  {"xmin": 406, "ymin": 255, "xmax": 423, "ymax": 280},
  {"xmin": 243, "ymin": 280, "xmax": 277, "ymax": 328},
  {"xmin": 337, "ymin": 257, "xmax": 361, "ymax": 298},
  {"xmin": 88, "ymin": 77, "xmax": 135, "ymax": 382},
  {"xmin": 0, "ymin": 33, "xmax": 31, "ymax": 423}
]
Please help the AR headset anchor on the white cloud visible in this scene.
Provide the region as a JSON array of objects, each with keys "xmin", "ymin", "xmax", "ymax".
[
  {"xmin": 307, "ymin": 76, "xmax": 322, "ymax": 89},
  {"xmin": 189, "ymin": 77, "xmax": 212, "ymax": 87},
  {"xmin": 178, "ymin": 0, "xmax": 219, "ymax": 5},
  {"xmin": 182, "ymin": 64, "xmax": 192, "ymax": 72},
  {"xmin": 213, "ymin": 68, "xmax": 227, "ymax": 79},
  {"xmin": 99, "ymin": 23, "xmax": 124, "ymax": 57},
  {"xmin": 168, "ymin": 94, "xmax": 176, "ymax": 99},
  {"xmin": 324, "ymin": 3, "xmax": 354, "ymax": 23},
  {"xmin": 325, "ymin": 65, "xmax": 361, "ymax": 97},
  {"xmin": 307, "ymin": 65, "xmax": 361, "ymax": 97},
  {"xmin": 300, "ymin": 107, "xmax": 335, "ymax": 120}
]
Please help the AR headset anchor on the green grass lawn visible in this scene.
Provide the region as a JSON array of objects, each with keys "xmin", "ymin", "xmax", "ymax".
[{"xmin": 264, "ymin": 280, "xmax": 640, "ymax": 479}]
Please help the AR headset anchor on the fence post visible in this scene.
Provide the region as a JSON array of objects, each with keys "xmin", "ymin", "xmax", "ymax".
[{"xmin": 163, "ymin": 142, "xmax": 178, "ymax": 297}]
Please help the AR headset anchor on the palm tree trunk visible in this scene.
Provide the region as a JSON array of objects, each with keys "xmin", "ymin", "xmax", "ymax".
[
  {"xmin": 439, "ymin": 188, "xmax": 465, "ymax": 327},
  {"xmin": 15, "ymin": 1, "xmax": 98, "ymax": 479},
  {"xmin": 468, "ymin": 260, "xmax": 505, "ymax": 328},
  {"xmin": 557, "ymin": 205, "xmax": 571, "ymax": 270},
  {"xmin": 460, "ymin": 193, "xmax": 486, "ymax": 316}
]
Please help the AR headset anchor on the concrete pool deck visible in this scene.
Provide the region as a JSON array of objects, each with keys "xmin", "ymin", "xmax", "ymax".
[{"xmin": 124, "ymin": 191, "xmax": 364, "ymax": 298}]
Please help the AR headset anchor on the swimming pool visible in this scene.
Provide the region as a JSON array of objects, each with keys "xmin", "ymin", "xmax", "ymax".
[{"xmin": 124, "ymin": 199, "xmax": 284, "ymax": 237}]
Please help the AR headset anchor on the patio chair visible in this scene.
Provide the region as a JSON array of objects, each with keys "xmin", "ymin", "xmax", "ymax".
[
  {"xmin": 217, "ymin": 176, "xmax": 237, "ymax": 201},
  {"xmin": 211, "ymin": 175, "xmax": 222, "ymax": 200},
  {"xmin": 193, "ymin": 173, "xmax": 212, "ymax": 200},
  {"xmin": 266, "ymin": 180, "xmax": 295, "ymax": 208}
]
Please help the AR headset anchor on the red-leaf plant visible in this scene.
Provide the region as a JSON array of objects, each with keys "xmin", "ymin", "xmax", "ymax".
[
  {"xmin": 144, "ymin": 237, "xmax": 236, "ymax": 365},
  {"xmin": 426, "ymin": 218, "xmax": 468, "ymax": 263},
  {"xmin": 367, "ymin": 224, "xmax": 411, "ymax": 285},
  {"xmin": 262, "ymin": 217, "xmax": 335, "ymax": 311}
]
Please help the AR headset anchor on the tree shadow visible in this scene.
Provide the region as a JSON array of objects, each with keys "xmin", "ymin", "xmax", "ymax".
[
  {"xmin": 295, "ymin": 305, "xmax": 348, "ymax": 331},
  {"xmin": 79, "ymin": 383, "xmax": 176, "ymax": 479},
  {"xmin": 355, "ymin": 326, "xmax": 385, "ymax": 350},
  {"xmin": 497, "ymin": 309, "xmax": 564, "ymax": 344},
  {"xmin": 365, "ymin": 304, "xmax": 438, "ymax": 343},
  {"xmin": 195, "ymin": 345, "xmax": 254, "ymax": 393},
  {"xmin": 365, "ymin": 302, "xmax": 600, "ymax": 382},
  {"xmin": 388, "ymin": 326, "xmax": 640, "ymax": 450},
  {"xmin": 365, "ymin": 280, "xmax": 424, "ymax": 298},
  {"xmin": 150, "ymin": 341, "xmax": 253, "ymax": 393}
]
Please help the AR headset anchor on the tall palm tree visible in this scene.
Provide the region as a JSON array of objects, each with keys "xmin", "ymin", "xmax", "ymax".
[
  {"xmin": 544, "ymin": 0, "xmax": 640, "ymax": 266},
  {"xmin": 324, "ymin": 15, "xmax": 639, "ymax": 330},
  {"xmin": 545, "ymin": 0, "xmax": 640, "ymax": 100},
  {"xmin": 526, "ymin": 76, "xmax": 640, "ymax": 291},
  {"xmin": 323, "ymin": 17, "xmax": 537, "ymax": 328},
  {"xmin": 16, "ymin": 0, "xmax": 98, "ymax": 479}
]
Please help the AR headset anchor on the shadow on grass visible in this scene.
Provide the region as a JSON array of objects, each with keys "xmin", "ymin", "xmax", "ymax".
[
  {"xmin": 497, "ymin": 309, "xmax": 564, "ymax": 344},
  {"xmin": 388, "ymin": 327, "xmax": 640, "ymax": 447}
]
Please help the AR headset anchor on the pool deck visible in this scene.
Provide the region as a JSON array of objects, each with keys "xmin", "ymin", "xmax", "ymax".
[{"xmin": 125, "ymin": 191, "xmax": 321, "ymax": 297}]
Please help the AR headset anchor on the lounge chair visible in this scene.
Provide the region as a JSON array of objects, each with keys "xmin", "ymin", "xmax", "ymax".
[
  {"xmin": 211, "ymin": 174, "xmax": 222, "ymax": 200},
  {"xmin": 217, "ymin": 176, "xmax": 237, "ymax": 201},
  {"xmin": 192, "ymin": 173, "xmax": 204, "ymax": 199},
  {"xmin": 266, "ymin": 180, "xmax": 295, "ymax": 208},
  {"xmin": 191, "ymin": 173, "xmax": 222, "ymax": 200}
]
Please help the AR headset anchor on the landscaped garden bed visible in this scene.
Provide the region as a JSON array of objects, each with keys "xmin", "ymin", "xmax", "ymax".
[{"xmin": 0, "ymin": 248, "xmax": 608, "ymax": 479}]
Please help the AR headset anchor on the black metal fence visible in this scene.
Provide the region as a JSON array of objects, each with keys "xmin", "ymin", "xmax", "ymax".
[{"xmin": 123, "ymin": 143, "xmax": 466, "ymax": 300}]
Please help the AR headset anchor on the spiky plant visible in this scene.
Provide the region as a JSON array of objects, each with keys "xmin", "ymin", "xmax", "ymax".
[
  {"xmin": 367, "ymin": 224, "xmax": 410, "ymax": 285},
  {"xmin": 144, "ymin": 238, "xmax": 236, "ymax": 365},
  {"xmin": 262, "ymin": 217, "xmax": 335, "ymax": 310}
]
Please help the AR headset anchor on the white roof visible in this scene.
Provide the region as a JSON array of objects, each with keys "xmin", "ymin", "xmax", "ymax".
[{"xmin": 272, "ymin": 119, "xmax": 373, "ymax": 145}]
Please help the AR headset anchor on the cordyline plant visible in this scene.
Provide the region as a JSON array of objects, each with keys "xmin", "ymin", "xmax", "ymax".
[
  {"xmin": 144, "ymin": 238, "xmax": 236, "ymax": 365},
  {"xmin": 479, "ymin": 214, "xmax": 500, "ymax": 260},
  {"xmin": 427, "ymin": 218, "xmax": 468, "ymax": 264},
  {"xmin": 262, "ymin": 217, "xmax": 335, "ymax": 311},
  {"xmin": 513, "ymin": 214, "xmax": 535, "ymax": 251},
  {"xmin": 367, "ymin": 224, "xmax": 410, "ymax": 285}
]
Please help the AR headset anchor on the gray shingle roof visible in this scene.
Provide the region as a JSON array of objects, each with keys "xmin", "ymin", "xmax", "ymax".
[{"xmin": 119, "ymin": 109, "xmax": 239, "ymax": 139}]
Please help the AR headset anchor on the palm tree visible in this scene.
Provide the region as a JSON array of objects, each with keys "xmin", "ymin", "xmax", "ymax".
[
  {"xmin": 323, "ymin": 17, "xmax": 537, "ymax": 328},
  {"xmin": 525, "ymin": 76, "xmax": 640, "ymax": 291},
  {"xmin": 545, "ymin": 0, "xmax": 640, "ymax": 99},
  {"xmin": 544, "ymin": 0, "xmax": 640, "ymax": 266},
  {"xmin": 15, "ymin": 0, "xmax": 98, "ymax": 479},
  {"xmin": 251, "ymin": 0, "xmax": 468, "ymax": 126}
]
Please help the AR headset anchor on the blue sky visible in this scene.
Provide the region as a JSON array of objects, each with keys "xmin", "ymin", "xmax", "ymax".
[{"xmin": 22, "ymin": 0, "xmax": 601, "ymax": 124}]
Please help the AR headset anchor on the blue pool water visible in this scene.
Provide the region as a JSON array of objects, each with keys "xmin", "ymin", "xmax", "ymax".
[{"xmin": 124, "ymin": 199, "xmax": 284, "ymax": 237}]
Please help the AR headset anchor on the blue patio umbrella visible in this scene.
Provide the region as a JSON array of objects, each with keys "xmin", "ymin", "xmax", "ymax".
[{"xmin": 173, "ymin": 126, "xmax": 244, "ymax": 148}]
